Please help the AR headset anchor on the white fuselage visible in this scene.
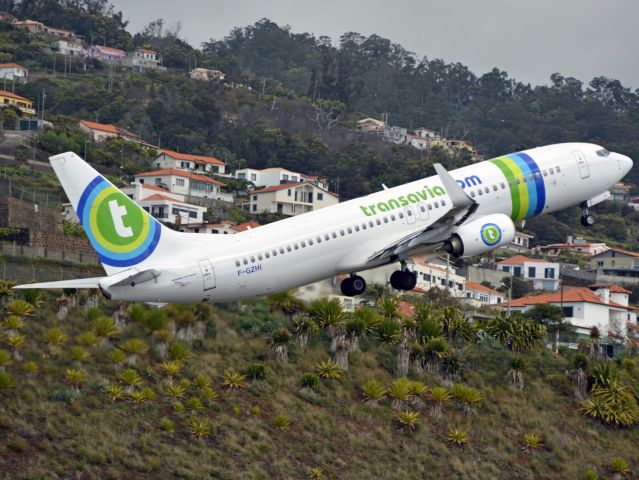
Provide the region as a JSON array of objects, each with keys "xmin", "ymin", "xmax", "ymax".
[{"xmin": 107, "ymin": 143, "xmax": 632, "ymax": 303}]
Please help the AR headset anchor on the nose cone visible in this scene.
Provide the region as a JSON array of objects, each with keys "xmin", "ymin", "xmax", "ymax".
[{"xmin": 619, "ymin": 153, "xmax": 633, "ymax": 176}]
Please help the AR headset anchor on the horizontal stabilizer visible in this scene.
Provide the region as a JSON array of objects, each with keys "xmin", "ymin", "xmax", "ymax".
[{"xmin": 14, "ymin": 277, "xmax": 107, "ymax": 290}]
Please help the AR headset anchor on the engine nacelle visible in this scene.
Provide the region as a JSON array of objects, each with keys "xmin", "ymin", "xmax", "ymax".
[{"xmin": 442, "ymin": 214, "xmax": 515, "ymax": 258}]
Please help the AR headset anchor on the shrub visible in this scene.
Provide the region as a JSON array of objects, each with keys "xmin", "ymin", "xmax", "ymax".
[
  {"xmin": 427, "ymin": 386, "xmax": 452, "ymax": 419},
  {"xmin": 92, "ymin": 316, "xmax": 118, "ymax": 338},
  {"xmin": 159, "ymin": 417, "xmax": 175, "ymax": 433},
  {"xmin": 64, "ymin": 368, "xmax": 88, "ymax": 389},
  {"xmin": 129, "ymin": 388, "xmax": 155, "ymax": 405},
  {"xmin": 5, "ymin": 299, "xmax": 34, "ymax": 317},
  {"xmin": 43, "ymin": 327, "xmax": 67, "ymax": 347},
  {"xmin": 119, "ymin": 338, "xmax": 149, "ymax": 355},
  {"xmin": 520, "ymin": 433, "xmax": 544, "ymax": 452},
  {"xmin": 222, "ymin": 370, "xmax": 247, "ymax": 390},
  {"xmin": 610, "ymin": 457, "xmax": 630, "ymax": 476},
  {"xmin": 107, "ymin": 349, "xmax": 127, "ymax": 366},
  {"xmin": 314, "ymin": 358, "xmax": 342, "ymax": 380},
  {"xmin": 200, "ymin": 386, "xmax": 218, "ymax": 401},
  {"xmin": 51, "ymin": 388, "xmax": 80, "ymax": 402},
  {"xmin": 447, "ymin": 428, "xmax": 470, "ymax": 447},
  {"xmin": 249, "ymin": 405, "xmax": 261, "ymax": 415},
  {"xmin": 375, "ymin": 318, "xmax": 401, "ymax": 343},
  {"xmin": 361, "ymin": 379, "xmax": 386, "ymax": 404},
  {"xmin": 189, "ymin": 418, "xmax": 212, "ymax": 439},
  {"xmin": 76, "ymin": 331, "xmax": 99, "ymax": 347},
  {"xmin": 0, "ymin": 349, "xmax": 13, "ymax": 369},
  {"xmin": 187, "ymin": 397, "xmax": 204, "ymax": 410},
  {"xmin": 69, "ymin": 346, "xmax": 90, "ymax": 362},
  {"xmin": 168, "ymin": 340, "xmax": 191, "ymax": 361},
  {"xmin": 387, "ymin": 377, "xmax": 414, "ymax": 410},
  {"xmin": 395, "ymin": 410, "xmax": 419, "ymax": 431},
  {"xmin": 246, "ymin": 363, "xmax": 267, "ymax": 381},
  {"xmin": 117, "ymin": 369, "xmax": 144, "ymax": 390},
  {"xmin": 300, "ymin": 372, "xmax": 321, "ymax": 391},
  {"xmin": 581, "ymin": 380, "xmax": 639, "ymax": 427},
  {"xmin": 165, "ymin": 384, "xmax": 186, "ymax": 401},
  {"xmin": 159, "ymin": 360, "xmax": 182, "ymax": 379},
  {"xmin": 273, "ymin": 414, "xmax": 291, "ymax": 430},
  {"xmin": 0, "ymin": 371, "xmax": 14, "ymax": 390},
  {"xmin": 22, "ymin": 361, "xmax": 38, "ymax": 376},
  {"xmin": 104, "ymin": 384, "xmax": 124, "ymax": 402},
  {"xmin": 193, "ymin": 375, "xmax": 210, "ymax": 389},
  {"xmin": 452, "ymin": 384, "xmax": 483, "ymax": 414}
]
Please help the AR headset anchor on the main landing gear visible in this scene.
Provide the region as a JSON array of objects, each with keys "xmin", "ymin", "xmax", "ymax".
[
  {"xmin": 580, "ymin": 202, "xmax": 595, "ymax": 227},
  {"xmin": 390, "ymin": 261, "xmax": 417, "ymax": 291},
  {"xmin": 341, "ymin": 274, "xmax": 367, "ymax": 297}
]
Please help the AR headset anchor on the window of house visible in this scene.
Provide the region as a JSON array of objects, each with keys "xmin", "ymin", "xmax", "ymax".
[
  {"xmin": 318, "ymin": 193, "xmax": 324, "ymax": 201},
  {"xmin": 544, "ymin": 268, "xmax": 555, "ymax": 279},
  {"xmin": 596, "ymin": 261, "xmax": 604, "ymax": 267},
  {"xmin": 176, "ymin": 178, "xmax": 185, "ymax": 186},
  {"xmin": 252, "ymin": 204, "xmax": 257, "ymax": 212},
  {"xmin": 155, "ymin": 178, "xmax": 162, "ymax": 185},
  {"xmin": 250, "ymin": 173, "xmax": 257, "ymax": 181},
  {"xmin": 253, "ymin": 195, "xmax": 257, "ymax": 201},
  {"xmin": 562, "ymin": 306, "xmax": 574, "ymax": 317},
  {"xmin": 513, "ymin": 266, "xmax": 522, "ymax": 277},
  {"xmin": 528, "ymin": 267, "xmax": 536, "ymax": 278},
  {"xmin": 288, "ymin": 189, "xmax": 291, "ymax": 197}
]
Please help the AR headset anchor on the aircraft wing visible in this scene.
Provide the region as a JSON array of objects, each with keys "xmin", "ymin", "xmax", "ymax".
[{"xmin": 368, "ymin": 163, "xmax": 478, "ymax": 261}]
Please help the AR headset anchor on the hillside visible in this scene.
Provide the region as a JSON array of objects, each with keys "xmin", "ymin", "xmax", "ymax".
[{"xmin": 1, "ymin": 289, "xmax": 639, "ymax": 479}]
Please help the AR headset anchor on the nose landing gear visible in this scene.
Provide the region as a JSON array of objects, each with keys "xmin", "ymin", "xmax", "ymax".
[
  {"xmin": 340, "ymin": 274, "xmax": 367, "ymax": 297},
  {"xmin": 580, "ymin": 202, "xmax": 595, "ymax": 227},
  {"xmin": 390, "ymin": 261, "xmax": 417, "ymax": 291}
]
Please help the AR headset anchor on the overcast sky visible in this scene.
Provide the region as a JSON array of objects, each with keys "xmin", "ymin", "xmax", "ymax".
[{"xmin": 111, "ymin": 0, "xmax": 639, "ymax": 89}]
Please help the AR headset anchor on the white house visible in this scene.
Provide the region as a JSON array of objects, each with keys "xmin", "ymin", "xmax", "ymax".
[
  {"xmin": 154, "ymin": 149, "xmax": 226, "ymax": 175},
  {"xmin": 121, "ymin": 183, "xmax": 207, "ymax": 225},
  {"xmin": 190, "ymin": 68, "xmax": 225, "ymax": 81},
  {"xmin": 537, "ymin": 236, "xmax": 609, "ymax": 258},
  {"xmin": 121, "ymin": 48, "xmax": 162, "ymax": 72},
  {"xmin": 248, "ymin": 182, "xmax": 338, "ymax": 216},
  {"xmin": 0, "ymin": 63, "xmax": 28, "ymax": 81},
  {"xmin": 356, "ymin": 117, "xmax": 385, "ymax": 133},
  {"xmin": 407, "ymin": 135, "xmax": 429, "ymax": 151},
  {"xmin": 463, "ymin": 281, "xmax": 506, "ymax": 307},
  {"xmin": 409, "ymin": 257, "xmax": 466, "ymax": 297},
  {"xmin": 496, "ymin": 255, "xmax": 560, "ymax": 291},
  {"xmin": 79, "ymin": 120, "xmax": 140, "ymax": 143},
  {"xmin": 134, "ymin": 168, "xmax": 227, "ymax": 200},
  {"xmin": 235, "ymin": 167, "xmax": 328, "ymax": 190},
  {"xmin": 87, "ymin": 45, "xmax": 126, "ymax": 63},
  {"xmin": 50, "ymin": 38, "xmax": 84, "ymax": 56},
  {"xmin": 179, "ymin": 220, "xmax": 260, "ymax": 235},
  {"xmin": 413, "ymin": 127, "xmax": 440, "ymax": 139},
  {"xmin": 509, "ymin": 284, "xmax": 638, "ymax": 346}
]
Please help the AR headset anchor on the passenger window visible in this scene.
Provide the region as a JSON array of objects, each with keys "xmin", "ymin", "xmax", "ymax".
[
  {"xmin": 383, "ymin": 217, "xmax": 389, "ymax": 223},
  {"xmin": 309, "ymin": 239, "xmax": 314, "ymax": 245},
  {"xmin": 265, "ymin": 252, "xmax": 270, "ymax": 259},
  {"xmin": 500, "ymin": 182, "xmax": 506, "ymax": 189},
  {"xmin": 316, "ymin": 236, "xmax": 321, "ymax": 243},
  {"xmin": 441, "ymin": 200, "xmax": 446, "ymax": 206},
  {"xmin": 420, "ymin": 206, "xmax": 425, "ymax": 212},
  {"xmin": 478, "ymin": 189, "xmax": 483, "ymax": 196},
  {"xmin": 556, "ymin": 166, "xmax": 561, "ymax": 172},
  {"xmin": 376, "ymin": 219, "xmax": 381, "ymax": 225},
  {"xmin": 347, "ymin": 227, "xmax": 352, "ymax": 234},
  {"xmin": 516, "ymin": 178, "xmax": 521, "ymax": 185},
  {"xmin": 549, "ymin": 168, "xmax": 554, "ymax": 175},
  {"xmin": 390, "ymin": 214, "xmax": 396, "ymax": 221},
  {"xmin": 300, "ymin": 241, "xmax": 306, "ymax": 248},
  {"xmin": 324, "ymin": 234, "xmax": 329, "ymax": 241},
  {"xmin": 400, "ymin": 211, "xmax": 406, "ymax": 218},
  {"xmin": 434, "ymin": 201, "xmax": 439, "ymax": 208},
  {"xmin": 368, "ymin": 221, "xmax": 374, "ymax": 227},
  {"xmin": 235, "ymin": 260, "xmax": 240, "ymax": 267},
  {"xmin": 257, "ymin": 254, "xmax": 263, "ymax": 260},
  {"xmin": 286, "ymin": 245, "xmax": 292, "ymax": 252},
  {"xmin": 243, "ymin": 258, "xmax": 248, "ymax": 265},
  {"xmin": 250, "ymin": 256, "xmax": 256, "ymax": 262},
  {"xmin": 542, "ymin": 170, "xmax": 547, "ymax": 176},
  {"xmin": 470, "ymin": 191, "xmax": 476, "ymax": 198},
  {"xmin": 279, "ymin": 247, "xmax": 284, "ymax": 254},
  {"xmin": 534, "ymin": 172, "xmax": 541, "ymax": 179},
  {"xmin": 428, "ymin": 204, "xmax": 433, "ymax": 210},
  {"xmin": 273, "ymin": 250, "xmax": 278, "ymax": 256},
  {"xmin": 340, "ymin": 230, "xmax": 345, "ymax": 236},
  {"xmin": 361, "ymin": 223, "xmax": 367, "ymax": 230},
  {"xmin": 492, "ymin": 185, "xmax": 498, "ymax": 191},
  {"xmin": 332, "ymin": 232, "xmax": 337, "ymax": 238},
  {"xmin": 354, "ymin": 225, "xmax": 360, "ymax": 232},
  {"xmin": 484, "ymin": 187, "xmax": 490, "ymax": 194},
  {"xmin": 294, "ymin": 243, "xmax": 299, "ymax": 250}
]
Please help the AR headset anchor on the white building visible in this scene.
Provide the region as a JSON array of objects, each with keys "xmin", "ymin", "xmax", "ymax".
[
  {"xmin": 134, "ymin": 168, "xmax": 228, "ymax": 200},
  {"xmin": 410, "ymin": 258, "xmax": 466, "ymax": 297},
  {"xmin": 537, "ymin": 236, "xmax": 609, "ymax": 258},
  {"xmin": 121, "ymin": 48, "xmax": 162, "ymax": 72},
  {"xmin": 153, "ymin": 149, "xmax": 226, "ymax": 175},
  {"xmin": 356, "ymin": 117, "xmax": 385, "ymax": 133},
  {"xmin": 121, "ymin": 183, "xmax": 207, "ymax": 225},
  {"xmin": 248, "ymin": 182, "xmax": 338, "ymax": 216},
  {"xmin": 0, "ymin": 63, "xmax": 28, "ymax": 81},
  {"xmin": 235, "ymin": 167, "xmax": 329, "ymax": 190},
  {"xmin": 79, "ymin": 120, "xmax": 140, "ymax": 143},
  {"xmin": 413, "ymin": 128, "xmax": 440, "ymax": 139},
  {"xmin": 190, "ymin": 68, "xmax": 225, "ymax": 81},
  {"xmin": 50, "ymin": 38, "xmax": 84, "ymax": 56},
  {"xmin": 179, "ymin": 220, "xmax": 260, "ymax": 235},
  {"xmin": 509, "ymin": 284, "xmax": 638, "ymax": 346},
  {"xmin": 496, "ymin": 255, "xmax": 560, "ymax": 291},
  {"xmin": 463, "ymin": 281, "xmax": 506, "ymax": 307}
]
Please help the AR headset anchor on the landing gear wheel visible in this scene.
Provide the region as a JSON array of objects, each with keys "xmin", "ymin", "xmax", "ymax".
[
  {"xmin": 340, "ymin": 275, "xmax": 367, "ymax": 297},
  {"xmin": 390, "ymin": 270, "xmax": 417, "ymax": 291},
  {"xmin": 581, "ymin": 214, "xmax": 595, "ymax": 227}
]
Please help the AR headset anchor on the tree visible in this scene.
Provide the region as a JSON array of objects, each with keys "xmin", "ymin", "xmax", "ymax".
[{"xmin": 524, "ymin": 303, "xmax": 567, "ymax": 354}]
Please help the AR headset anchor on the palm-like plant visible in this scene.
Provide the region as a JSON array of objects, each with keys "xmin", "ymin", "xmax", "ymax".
[
  {"xmin": 314, "ymin": 358, "xmax": 342, "ymax": 380},
  {"xmin": 4, "ymin": 315, "xmax": 23, "ymax": 335},
  {"xmin": 246, "ymin": 363, "xmax": 267, "ymax": 382},
  {"xmin": 23, "ymin": 289, "xmax": 43, "ymax": 308},
  {"xmin": 65, "ymin": 368, "xmax": 88, "ymax": 391},
  {"xmin": 165, "ymin": 384, "xmax": 187, "ymax": 403},
  {"xmin": 507, "ymin": 356, "xmax": 526, "ymax": 391},
  {"xmin": 452, "ymin": 384, "xmax": 483, "ymax": 415},
  {"xmin": 610, "ymin": 457, "xmax": 631, "ymax": 477},
  {"xmin": 377, "ymin": 296, "xmax": 400, "ymax": 320},
  {"xmin": 22, "ymin": 361, "xmax": 38, "ymax": 377},
  {"xmin": 6, "ymin": 299, "xmax": 34, "ymax": 318},
  {"xmin": 447, "ymin": 428, "xmax": 470, "ymax": 447},
  {"xmin": 189, "ymin": 418, "xmax": 212, "ymax": 439},
  {"xmin": 129, "ymin": 387, "xmax": 155, "ymax": 406},
  {"xmin": 223, "ymin": 370, "xmax": 247, "ymax": 390},
  {"xmin": 581, "ymin": 379, "xmax": 639, "ymax": 427},
  {"xmin": 387, "ymin": 377, "xmax": 414, "ymax": 410},
  {"xmin": 291, "ymin": 313, "xmax": 318, "ymax": 350},
  {"xmin": 0, "ymin": 349, "xmax": 11, "ymax": 371},
  {"xmin": 300, "ymin": 372, "xmax": 321, "ymax": 392},
  {"xmin": 159, "ymin": 360, "xmax": 182, "ymax": 385},
  {"xmin": 439, "ymin": 305, "xmax": 464, "ymax": 342},
  {"xmin": 76, "ymin": 331, "xmax": 100, "ymax": 348},
  {"xmin": 353, "ymin": 305, "xmax": 382, "ymax": 331},
  {"xmin": 423, "ymin": 337, "xmax": 448, "ymax": 373},
  {"xmin": 270, "ymin": 327, "xmax": 291, "ymax": 362},
  {"xmin": 345, "ymin": 316, "xmax": 367, "ymax": 352},
  {"xmin": 307, "ymin": 467, "xmax": 326, "ymax": 480},
  {"xmin": 107, "ymin": 348, "xmax": 127, "ymax": 370},
  {"xmin": 375, "ymin": 318, "xmax": 401, "ymax": 344},
  {"xmin": 266, "ymin": 291, "xmax": 305, "ymax": 318},
  {"xmin": 409, "ymin": 380, "xmax": 429, "ymax": 406},
  {"xmin": 0, "ymin": 279, "xmax": 16, "ymax": 304},
  {"xmin": 119, "ymin": 338, "xmax": 149, "ymax": 365},
  {"xmin": 168, "ymin": 340, "xmax": 191, "ymax": 361},
  {"xmin": 118, "ymin": 368, "xmax": 144, "ymax": 393},
  {"xmin": 361, "ymin": 379, "xmax": 386, "ymax": 405},
  {"xmin": 273, "ymin": 414, "xmax": 291, "ymax": 430},
  {"xmin": 0, "ymin": 371, "xmax": 14, "ymax": 390},
  {"xmin": 572, "ymin": 353, "xmax": 589, "ymax": 400},
  {"xmin": 428, "ymin": 386, "xmax": 452, "ymax": 419},
  {"xmin": 310, "ymin": 298, "xmax": 346, "ymax": 339},
  {"xmin": 5, "ymin": 333, "xmax": 26, "ymax": 360},
  {"xmin": 159, "ymin": 417, "xmax": 175, "ymax": 433},
  {"xmin": 395, "ymin": 410, "xmax": 419, "ymax": 431},
  {"xmin": 187, "ymin": 397, "xmax": 204, "ymax": 410},
  {"xmin": 126, "ymin": 303, "xmax": 146, "ymax": 323},
  {"xmin": 104, "ymin": 383, "xmax": 125, "ymax": 402},
  {"xmin": 143, "ymin": 308, "xmax": 170, "ymax": 332},
  {"xmin": 92, "ymin": 316, "xmax": 118, "ymax": 340},
  {"xmin": 520, "ymin": 433, "xmax": 544, "ymax": 453},
  {"xmin": 43, "ymin": 327, "xmax": 67, "ymax": 355},
  {"xmin": 68, "ymin": 345, "xmax": 90, "ymax": 363}
]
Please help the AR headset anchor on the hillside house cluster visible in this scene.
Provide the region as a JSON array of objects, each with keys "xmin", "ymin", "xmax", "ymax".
[{"xmin": 356, "ymin": 117, "xmax": 480, "ymax": 159}]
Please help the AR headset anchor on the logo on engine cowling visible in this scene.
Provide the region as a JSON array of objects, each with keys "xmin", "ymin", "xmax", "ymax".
[{"xmin": 480, "ymin": 223, "xmax": 502, "ymax": 246}]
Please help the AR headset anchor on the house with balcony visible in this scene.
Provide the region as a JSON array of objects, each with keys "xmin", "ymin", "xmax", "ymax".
[
  {"xmin": 50, "ymin": 38, "xmax": 84, "ymax": 56},
  {"xmin": 0, "ymin": 63, "xmax": 28, "ymax": 81},
  {"xmin": 508, "ymin": 283, "xmax": 638, "ymax": 354},
  {"xmin": 79, "ymin": 120, "xmax": 140, "ymax": 143},
  {"xmin": 153, "ymin": 149, "xmax": 226, "ymax": 175},
  {"xmin": 248, "ymin": 182, "xmax": 338, "ymax": 216},
  {"xmin": 121, "ymin": 47, "xmax": 162, "ymax": 72},
  {"xmin": 610, "ymin": 182, "xmax": 632, "ymax": 202},
  {"xmin": 463, "ymin": 281, "xmax": 506, "ymax": 307},
  {"xmin": 87, "ymin": 45, "xmax": 126, "ymax": 63},
  {"xmin": 0, "ymin": 89, "xmax": 35, "ymax": 117},
  {"xmin": 496, "ymin": 255, "xmax": 560, "ymax": 291},
  {"xmin": 120, "ymin": 183, "xmax": 206, "ymax": 225},
  {"xmin": 134, "ymin": 168, "xmax": 227, "ymax": 201}
]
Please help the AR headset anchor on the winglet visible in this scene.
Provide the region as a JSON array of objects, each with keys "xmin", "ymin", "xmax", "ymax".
[{"xmin": 433, "ymin": 163, "xmax": 474, "ymax": 208}]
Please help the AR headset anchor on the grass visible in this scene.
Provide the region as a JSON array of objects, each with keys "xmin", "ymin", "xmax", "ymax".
[{"xmin": 0, "ymin": 293, "xmax": 639, "ymax": 479}]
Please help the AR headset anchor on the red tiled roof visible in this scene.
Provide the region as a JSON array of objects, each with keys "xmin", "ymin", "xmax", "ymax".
[
  {"xmin": 465, "ymin": 281, "xmax": 502, "ymax": 296},
  {"xmin": 0, "ymin": 89, "xmax": 31, "ymax": 102},
  {"xmin": 159, "ymin": 149, "xmax": 225, "ymax": 166},
  {"xmin": 592, "ymin": 247, "xmax": 639, "ymax": 258},
  {"xmin": 231, "ymin": 220, "xmax": 260, "ymax": 232},
  {"xmin": 137, "ymin": 48, "xmax": 157, "ymax": 54},
  {"xmin": 590, "ymin": 283, "xmax": 632, "ymax": 294},
  {"xmin": 135, "ymin": 168, "xmax": 224, "ymax": 185},
  {"xmin": 252, "ymin": 182, "xmax": 305, "ymax": 194},
  {"xmin": 497, "ymin": 255, "xmax": 550, "ymax": 265},
  {"xmin": 0, "ymin": 63, "xmax": 26, "ymax": 69},
  {"xmin": 142, "ymin": 194, "xmax": 194, "ymax": 205},
  {"xmin": 509, "ymin": 287, "xmax": 637, "ymax": 310},
  {"xmin": 79, "ymin": 120, "xmax": 118, "ymax": 134},
  {"xmin": 94, "ymin": 45, "xmax": 125, "ymax": 54},
  {"xmin": 398, "ymin": 301, "xmax": 415, "ymax": 317},
  {"xmin": 138, "ymin": 184, "xmax": 170, "ymax": 193}
]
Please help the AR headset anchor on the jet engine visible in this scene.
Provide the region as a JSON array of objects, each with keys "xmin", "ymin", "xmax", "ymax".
[{"xmin": 442, "ymin": 214, "xmax": 515, "ymax": 258}]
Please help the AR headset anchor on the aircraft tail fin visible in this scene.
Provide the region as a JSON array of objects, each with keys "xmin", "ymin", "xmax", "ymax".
[{"xmin": 50, "ymin": 152, "xmax": 179, "ymax": 276}]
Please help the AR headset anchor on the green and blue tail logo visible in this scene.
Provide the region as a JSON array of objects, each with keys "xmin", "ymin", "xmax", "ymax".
[{"xmin": 77, "ymin": 176, "xmax": 161, "ymax": 267}]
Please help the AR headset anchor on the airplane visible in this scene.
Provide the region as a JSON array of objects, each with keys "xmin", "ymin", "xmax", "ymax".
[{"xmin": 16, "ymin": 143, "xmax": 633, "ymax": 304}]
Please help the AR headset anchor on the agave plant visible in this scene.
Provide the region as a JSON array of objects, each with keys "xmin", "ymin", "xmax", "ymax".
[
  {"xmin": 300, "ymin": 372, "xmax": 321, "ymax": 392},
  {"xmin": 118, "ymin": 368, "xmax": 144, "ymax": 393},
  {"xmin": 266, "ymin": 290, "xmax": 306, "ymax": 318},
  {"xmin": 143, "ymin": 308, "xmax": 170, "ymax": 333},
  {"xmin": 310, "ymin": 298, "xmax": 346, "ymax": 339},
  {"xmin": 104, "ymin": 383, "xmax": 125, "ymax": 402},
  {"xmin": 361, "ymin": 379, "xmax": 386, "ymax": 405},
  {"xmin": 65, "ymin": 368, "xmax": 88, "ymax": 391},
  {"xmin": 581, "ymin": 379, "xmax": 639, "ymax": 427},
  {"xmin": 189, "ymin": 418, "xmax": 212, "ymax": 439},
  {"xmin": 159, "ymin": 417, "xmax": 175, "ymax": 433},
  {"xmin": 107, "ymin": 348, "xmax": 128, "ymax": 370},
  {"xmin": 223, "ymin": 370, "xmax": 247, "ymax": 390},
  {"xmin": 427, "ymin": 386, "xmax": 452, "ymax": 419},
  {"xmin": 200, "ymin": 386, "xmax": 218, "ymax": 402},
  {"xmin": 520, "ymin": 433, "xmax": 544, "ymax": 453},
  {"xmin": 187, "ymin": 397, "xmax": 204, "ymax": 411},
  {"xmin": 447, "ymin": 428, "xmax": 470, "ymax": 447},
  {"xmin": 165, "ymin": 384, "xmax": 187, "ymax": 403},
  {"xmin": 0, "ymin": 279, "xmax": 16, "ymax": 304},
  {"xmin": 270, "ymin": 327, "xmax": 292, "ymax": 362},
  {"xmin": 507, "ymin": 356, "xmax": 526, "ymax": 391},
  {"xmin": 129, "ymin": 387, "xmax": 156, "ymax": 406},
  {"xmin": 22, "ymin": 289, "xmax": 43, "ymax": 308},
  {"xmin": 273, "ymin": 414, "xmax": 291, "ymax": 430},
  {"xmin": 423, "ymin": 337, "xmax": 449, "ymax": 373},
  {"xmin": 387, "ymin": 377, "xmax": 414, "ymax": 410},
  {"xmin": 5, "ymin": 299, "xmax": 34, "ymax": 318},
  {"xmin": 193, "ymin": 375, "xmax": 211, "ymax": 390},
  {"xmin": 3, "ymin": 315, "xmax": 23, "ymax": 335},
  {"xmin": 314, "ymin": 358, "xmax": 342, "ymax": 380},
  {"xmin": 159, "ymin": 360, "xmax": 182, "ymax": 385},
  {"xmin": 22, "ymin": 361, "xmax": 38, "ymax": 378},
  {"xmin": 409, "ymin": 381, "xmax": 429, "ymax": 406},
  {"xmin": 68, "ymin": 345, "xmax": 90, "ymax": 363},
  {"xmin": 92, "ymin": 316, "xmax": 118, "ymax": 341},
  {"xmin": 375, "ymin": 318, "xmax": 401, "ymax": 344},
  {"xmin": 377, "ymin": 296, "xmax": 400, "ymax": 320},
  {"xmin": 119, "ymin": 338, "xmax": 149, "ymax": 365},
  {"xmin": 168, "ymin": 340, "xmax": 191, "ymax": 361},
  {"xmin": 43, "ymin": 327, "xmax": 67, "ymax": 355},
  {"xmin": 395, "ymin": 410, "xmax": 420, "ymax": 431},
  {"xmin": 246, "ymin": 363, "xmax": 267, "ymax": 382},
  {"xmin": 452, "ymin": 384, "xmax": 483, "ymax": 415},
  {"xmin": 307, "ymin": 467, "xmax": 326, "ymax": 480}
]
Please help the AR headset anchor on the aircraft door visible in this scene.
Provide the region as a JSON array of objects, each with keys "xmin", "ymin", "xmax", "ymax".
[
  {"xmin": 404, "ymin": 206, "xmax": 417, "ymax": 224},
  {"xmin": 197, "ymin": 259, "xmax": 216, "ymax": 291},
  {"xmin": 572, "ymin": 150, "xmax": 590, "ymax": 179}
]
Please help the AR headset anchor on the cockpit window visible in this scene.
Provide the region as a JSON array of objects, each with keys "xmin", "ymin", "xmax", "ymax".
[{"xmin": 596, "ymin": 148, "xmax": 610, "ymax": 157}]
